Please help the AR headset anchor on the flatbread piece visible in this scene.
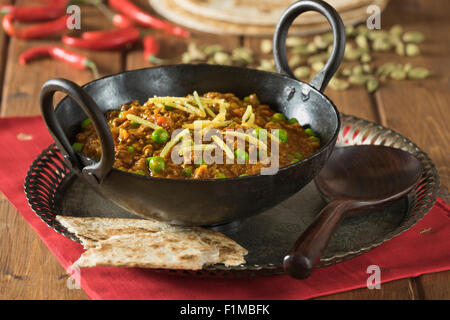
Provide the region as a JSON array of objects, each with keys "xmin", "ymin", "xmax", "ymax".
[{"xmin": 56, "ymin": 216, "xmax": 248, "ymax": 270}]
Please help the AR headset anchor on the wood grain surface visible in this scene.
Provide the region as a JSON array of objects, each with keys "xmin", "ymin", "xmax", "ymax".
[{"xmin": 0, "ymin": 0, "xmax": 448, "ymax": 300}]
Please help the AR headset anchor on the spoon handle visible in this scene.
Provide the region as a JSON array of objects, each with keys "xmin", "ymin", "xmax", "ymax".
[{"xmin": 284, "ymin": 200, "xmax": 355, "ymax": 279}]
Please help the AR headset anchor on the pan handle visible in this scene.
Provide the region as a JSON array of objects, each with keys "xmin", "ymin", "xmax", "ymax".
[
  {"xmin": 273, "ymin": 0, "xmax": 345, "ymax": 92},
  {"xmin": 40, "ymin": 78, "xmax": 115, "ymax": 185}
]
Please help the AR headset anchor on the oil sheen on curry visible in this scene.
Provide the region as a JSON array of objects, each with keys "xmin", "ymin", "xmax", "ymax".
[{"xmin": 73, "ymin": 92, "xmax": 321, "ymax": 179}]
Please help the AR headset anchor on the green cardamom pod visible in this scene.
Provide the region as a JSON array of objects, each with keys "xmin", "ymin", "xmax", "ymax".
[
  {"xmin": 329, "ymin": 78, "xmax": 350, "ymax": 91},
  {"xmin": 294, "ymin": 66, "xmax": 311, "ymax": 79},
  {"xmin": 406, "ymin": 43, "xmax": 420, "ymax": 56},
  {"xmin": 390, "ymin": 68, "xmax": 407, "ymax": 80},
  {"xmin": 402, "ymin": 31, "xmax": 425, "ymax": 43},
  {"xmin": 390, "ymin": 24, "xmax": 403, "ymax": 37},
  {"xmin": 408, "ymin": 67, "xmax": 431, "ymax": 79},
  {"xmin": 366, "ymin": 77, "xmax": 379, "ymax": 93},
  {"xmin": 349, "ymin": 74, "xmax": 369, "ymax": 85},
  {"xmin": 288, "ymin": 55, "xmax": 304, "ymax": 68},
  {"xmin": 260, "ymin": 40, "xmax": 272, "ymax": 54}
]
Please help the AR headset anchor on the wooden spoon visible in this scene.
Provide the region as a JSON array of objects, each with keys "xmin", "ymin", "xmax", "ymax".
[{"xmin": 284, "ymin": 145, "xmax": 423, "ymax": 279}]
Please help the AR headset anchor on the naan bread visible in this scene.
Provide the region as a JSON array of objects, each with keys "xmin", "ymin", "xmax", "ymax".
[
  {"xmin": 150, "ymin": 0, "xmax": 389, "ymax": 36},
  {"xmin": 56, "ymin": 216, "xmax": 247, "ymax": 270},
  {"xmin": 172, "ymin": 0, "xmax": 375, "ymax": 26}
]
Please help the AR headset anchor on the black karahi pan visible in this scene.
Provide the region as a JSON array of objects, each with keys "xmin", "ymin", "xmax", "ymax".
[{"xmin": 40, "ymin": 0, "xmax": 345, "ymax": 227}]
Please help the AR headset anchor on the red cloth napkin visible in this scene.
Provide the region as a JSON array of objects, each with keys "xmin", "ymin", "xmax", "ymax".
[{"xmin": 0, "ymin": 116, "xmax": 449, "ymax": 300}]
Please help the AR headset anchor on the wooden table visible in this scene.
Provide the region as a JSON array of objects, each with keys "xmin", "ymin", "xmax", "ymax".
[{"xmin": 0, "ymin": 0, "xmax": 449, "ymax": 300}]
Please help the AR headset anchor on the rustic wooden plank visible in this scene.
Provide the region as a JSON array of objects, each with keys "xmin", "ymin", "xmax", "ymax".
[
  {"xmin": 0, "ymin": 196, "xmax": 88, "ymax": 299},
  {"xmin": 316, "ymin": 278, "xmax": 421, "ymax": 300},
  {"xmin": 0, "ymin": 1, "xmax": 121, "ymax": 299},
  {"xmin": 0, "ymin": 0, "xmax": 11, "ymax": 110},
  {"xmin": 0, "ymin": 2, "xmax": 123, "ymax": 117},
  {"xmin": 126, "ymin": 0, "xmax": 241, "ymax": 71},
  {"xmin": 371, "ymin": 0, "xmax": 450, "ymax": 300},
  {"xmin": 416, "ymin": 270, "xmax": 450, "ymax": 299}
]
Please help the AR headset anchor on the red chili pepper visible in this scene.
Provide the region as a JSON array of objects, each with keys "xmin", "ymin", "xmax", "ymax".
[
  {"xmin": 143, "ymin": 35, "xmax": 166, "ymax": 65},
  {"xmin": 108, "ymin": 0, "xmax": 189, "ymax": 38},
  {"xmin": 62, "ymin": 27, "xmax": 140, "ymax": 50},
  {"xmin": 19, "ymin": 46, "xmax": 99, "ymax": 78},
  {"xmin": 91, "ymin": 0, "xmax": 133, "ymax": 28},
  {"xmin": 0, "ymin": 3, "xmax": 67, "ymax": 22},
  {"xmin": 2, "ymin": 14, "xmax": 68, "ymax": 39},
  {"xmin": 81, "ymin": 27, "xmax": 134, "ymax": 40}
]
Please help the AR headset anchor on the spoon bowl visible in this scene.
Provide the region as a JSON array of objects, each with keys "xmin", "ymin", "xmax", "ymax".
[{"xmin": 284, "ymin": 145, "xmax": 423, "ymax": 279}]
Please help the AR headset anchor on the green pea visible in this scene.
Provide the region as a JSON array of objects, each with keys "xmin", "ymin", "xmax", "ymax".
[
  {"xmin": 147, "ymin": 156, "xmax": 165, "ymax": 172},
  {"xmin": 252, "ymin": 128, "xmax": 267, "ymax": 141},
  {"xmin": 195, "ymin": 159, "xmax": 206, "ymax": 167},
  {"xmin": 275, "ymin": 129, "xmax": 288, "ymax": 143},
  {"xmin": 239, "ymin": 174, "xmax": 249, "ymax": 177},
  {"xmin": 183, "ymin": 167, "xmax": 193, "ymax": 178},
  {"xmin": 134, "ymin": 170, "xmax": 146, "ymax": 175},
  {"xmin": 235, "ymin": 149, "xmax": 249, "ymax": 162},
  {"xmin": 308, "ymin": 136, "xmax": 320, "ymax": 143},
  {"xmin": 215, "ymin": 172, "xmax": 226, "ymax": 179},
  {"xmin": 81, "ymin": 118, "xmax": 91, "ymax": 128},
  {"xmin": 72, "ymin": 142, "xmax": 83, "ymax": 152},
  {"xmin": 287, "ymin": 118, "xmax": 298, "ymax": 124},
  {"xmin": 127, "ymin": 146, "xmax": 134, "ymax": 152},
  {"xmin": 305, "ymin": 128, "xmax": 316, "ymax": 136},
  {"xmin": 272, "ymin": 113, "xmax": 287, "ymax": 122},
  {"xmin": 151, "ymin": 128, "xmax": 169, "ymax": 144},
  {"xmin": 294, "ymin": 152, "xmax": 304, "ymax": 160}
]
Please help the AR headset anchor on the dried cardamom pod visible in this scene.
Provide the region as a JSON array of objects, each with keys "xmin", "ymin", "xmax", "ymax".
[
  {"xmin": 408, "ymin": 67, "xmax": 431, "ymax": 79},
  {"xmin": 367, "ymin": 30, "xmax": 389, "ymax": 41},
  {"xmin": 313, "ymin": 34, "xmax": 332, "ymax": 49},
  {"xmin": 181, "ymin": 52, "xmax": 193, "ymax": 63},
  {"xmin": 366, "ymin": 77, "xmax": 379, "ymax": 93},
  {"xmin": 362, "ymin": 63, "xmax": 373, "ymax": 74},
  {"xmin": 311, "ymin": 61, "xmax": 324, "ymax": 73},
  {"xmin": 389, "ymin": 24, "xmax": 403, "ymax": 37},
  {"xmin": 307, "ymin": 52, "xmax": 329, "ymax": 64},
  {"xmin": 349, "ymin": 74, "xmax": 369, "ymax": 85},
  {"xmin": 291, "ymin": 45, "xmax": 310, "ymax": 56},
  {"xmin": 356, "ymin": 25, "xmax": 369, "ymax": 36},
  {"xmin": 390, "ymin": 68, "xmax": 407, "ymax": 80},
  {"xmin": 404, "ymin": 63, "xmax": 413, "ymax": 73},
  {"xmin": 286, "ymin": 37, "xmax": 307, "ymax": 47},
  {"xmin": 306, "ymin": 42, "xmax": 318, "ymax": 54},
  {"xmin": 372, "ymin": 38, "xmax": 392, "ymax": 52},
  {"xmin": 346, "ymin": 25, "xmax": 357, "ymax": 37},
  {"xmin": 344, "ymin": 44, "xmax": 361, "ymax": 61},
  {"xmin": 288, "ymin": 55, "xmax": 304, "ymax": 68},
  {"xmin": 395, "ymin": 41, "xmax": 405, "ymax": 56},
  {"xmin": 402, "ymin": 31, "xmax": 425, "ymax": 43},
  {"xmin": 341, "ymin": 67, "xmax": 352, "ymax": 77},
  {"xmin": 376, "ymin": 63, "xmax": 396, "ymax": 77},
  {"xmin": 360, "ymin": 52, "xmax": 372, "ymax": 63},
  {"xmin": 258, "ymin": 59, "xmax": 276, "ymax": 72},
  {"xmin": 213, "ymin": 52, "xmax": 232, "ymax": 65},
  {"xmin": 232, "ymin": 47, "xmax": 253, "ymax": 65},
  {"xmin": 406, "ymin": 43, "xmax": 420, "ymax": 56},
  {"xmin": 352, "ymin": 65, "xmax": 363, "ymax": 75},
  {"xmin": 187, "ymin": 43, "xmax": 207, "ymax": 61},
  {"xmin": 203, "ymin": 45, "xmax": 223, "ymax": 56},
  {"xmin": 328, "ymin": 78, "xmax": 350, "ymax": 90},
  {"xmin": 355, "ymin": 34, "xmax": 369, "ymax": 51},
  {"xmin": 294, "ymin": 66, "xmax": 310, "ymax": 79},
  {"xmin": 260, "ymin": 39, "xmax": 272, "ymax": 54}
]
